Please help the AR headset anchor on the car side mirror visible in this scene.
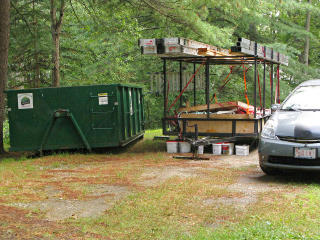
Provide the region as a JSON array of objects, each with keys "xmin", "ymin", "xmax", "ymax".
[{"xmin": 271, "ymin": 104, "xmax": 280, "ymax": 113}]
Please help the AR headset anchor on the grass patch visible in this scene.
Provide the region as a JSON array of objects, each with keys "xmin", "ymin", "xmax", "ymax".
[
  {"xmin": 70, "ymin": 173, "xmax": 243, "ymax": 239},
  {"xmin": 130, "ymin": 129, "xmax": 166, "ymax": 153},
  {"xmin": 144, "ymin": 129, "xmax": 163, "ymax": 139},
  {"xmin": 185, "ymin": 180, "xmax": 320, "ymax": 240},
  {"xmin": 185, "ymin": 220, "xmax": 312, "ymax": 240},
  {"xmin": 3, "ymin": 131, "xmax": 320, "ymax": 239}
]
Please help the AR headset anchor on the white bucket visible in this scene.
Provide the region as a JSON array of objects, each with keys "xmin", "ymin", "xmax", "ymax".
[
  {"xmin": 166, "ymin": 141, "xmax": 178, "ymax": 153},
  {"xmin": 197, "ymin": 145, "xmax": 204, "ymax": 155},
  {"xmin": 212, "ymin": 143, "xmax": 222, "ymax": 155},
  {"xmin": 236, "ymin": 145, "xmax": 249, "ymax": 156},
  {"xmin": 179, "ymin": 141, "xmax": 191, "ymax": 153},
  {"xmin": 222, "ymin": 143, "xmax": 234, "ymax": 155}
]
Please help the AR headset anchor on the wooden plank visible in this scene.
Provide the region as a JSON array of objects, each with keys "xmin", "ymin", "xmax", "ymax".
[
  {"xmin": 180, "ymin": 119, "xmax": 256, "ymax": 134},
  {"xmin": 180, "ymin": 113, "xmax": 254, "ymax": 120},
  {"xmin": 236, "ymin": 121, "xmax": 255, "ymax": 133},
  {"xmin": 179, "ymin": 113, "xmax": 259, "ymax": 134},
  {"xmin": 179, "ymin": 102, "xmax": 236, "ymax": 112},
  {"xmin": 178, "ymin": 101, "xmax": 253, "ymax": 113},
  {"xmin": 228, "ymin": 51, "xmax": 247, "ymax": 56},
  {"xmin": 182, "ymin": 119, "xmax": 233, "ymax": 133},
  {"xmin": 198, "ymin": 48, "xmax": 229, "ymax": 56}
]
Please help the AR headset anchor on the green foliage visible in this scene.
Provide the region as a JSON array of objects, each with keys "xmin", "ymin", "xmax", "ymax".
[
  {"xmin": 144, "ymin": 94, "xmax": 163, "ymax": 129},
  {"xmin": 9, "ymin": 0, "xmax": 52, "ymax": 88},
  {"xmin": 7, "ymin": 0, "xmax": 320, "ymax": 129},
  {"xmin": 3, "ymin": 120, "xmax": 9, "ymax": 147}
]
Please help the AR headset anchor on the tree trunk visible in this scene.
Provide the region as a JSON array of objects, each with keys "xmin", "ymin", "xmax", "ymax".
[
  {"xmin": 33, "ymin": 0, "xmax": 40, "ymax": 88},
  {"xmin": 51, "ymin": 33, "xmax": 60, "ymax": 87},
  {"xmin": 50, "ymin": 0, "xmax": 65, "ymax": 87},
  {"xmin": 0, "ymin": 0, "xmax": 10, "ymax": 153},
  {"xmin": 300, "ymin": 0, "xmax": 311, "ymax": 65},
  {"xmin": 248, "ymin": 23, "xmax": 258, "ymax": 42}
]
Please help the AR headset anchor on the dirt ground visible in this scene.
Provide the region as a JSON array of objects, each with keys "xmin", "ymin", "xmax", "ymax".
[
  {"xmin": 8, "ymin": 150, "xmax": 273, "ymax": 220},
  {"xmin": 0, "ymin": 147, "xmax": 303, "ymax": 239}
]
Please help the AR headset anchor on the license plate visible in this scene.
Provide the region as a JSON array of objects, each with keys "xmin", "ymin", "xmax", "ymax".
[{"xmin": 294, "ymin": 148, "xmax": 316, "ymax": 159}]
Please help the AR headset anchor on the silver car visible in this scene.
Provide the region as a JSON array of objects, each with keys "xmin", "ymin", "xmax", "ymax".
[{"xmin": 259, "ymin": 79, "xmax": 320, "ymax": 175}]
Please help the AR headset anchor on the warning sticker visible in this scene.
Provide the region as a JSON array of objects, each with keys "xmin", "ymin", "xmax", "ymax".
[
  {"xmin": 98, "ymin": 93, "xmax": 108, "ymax": 105},
  {"xmin": 18, "ymin": 93, "xmax": 33, "ymax": 109}
]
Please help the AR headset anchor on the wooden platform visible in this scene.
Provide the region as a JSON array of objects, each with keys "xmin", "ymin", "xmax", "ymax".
[{"xmin": 179, "ymin": 113, "xmax": 263, "ymax": 135}]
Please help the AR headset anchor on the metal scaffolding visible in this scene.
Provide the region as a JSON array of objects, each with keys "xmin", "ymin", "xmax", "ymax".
[{"xmin": 161, "ymin": 44, "xmax": 281, "ymax": 141}]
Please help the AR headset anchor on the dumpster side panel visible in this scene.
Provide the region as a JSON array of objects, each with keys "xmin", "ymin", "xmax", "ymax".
[
  {"xmin": 87, "ymin": 85, "xmax": 119, "ymax": 148},
  {"xmin": 138, "ymin": 88, "xmax": 145, "ymax": 132},
  {"xmin": 7, "ymin": 84, "xmax": 143, "ymax": 151},
  {"xmin": 120, "ymin": 86, "xmax": 129, "ymax": 140},
  {"xmin": 133, "ymin": 88, "xmax": 138, "ymax": 136},
  {"xmin": 117, "ymin": 86, "xmax": 144, "ymax": 146},
  {"xmin": 7, "ymin": 89, "xmax": 50, "ymax": 151},
  {"xmin": 42, "ymin": 87, "xmax": 92, "ymax": 150}
]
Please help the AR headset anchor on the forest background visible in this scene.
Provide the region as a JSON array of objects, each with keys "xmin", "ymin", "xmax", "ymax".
[{"xmin": 0, "ymin": 0, "xmax": 319, "ymax": 152}]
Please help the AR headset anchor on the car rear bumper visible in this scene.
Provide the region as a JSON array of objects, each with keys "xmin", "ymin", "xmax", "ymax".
[{"xmin": 259, "ymin": 137, "xmax": 320, "ymax": 171}]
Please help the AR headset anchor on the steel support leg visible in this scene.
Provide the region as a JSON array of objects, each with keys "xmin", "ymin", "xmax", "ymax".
[
  {"xmin": 270, "ymin": 50, "xmax": 274, "ymax": 106},
  {"xmin": 254, "ymin": 43, "xmax": 257, "ymax": 119},
  {"xmin": 163, "ymin": 58, "xmax": 167, "ymax": 135},
  {"xmin": 263, "ymin": 60, "xmax": 266, "ymax": 116},
  {"xmin": 193, "ymin": 63, "xmax": 196, "ymax": 106},
  {"xmin": 163, "ymin": 58, "xmax": 167, "ymax": 118},
  {"xmin": 205, "ymin": 59, "xmax": 210, "ymax": 118},
  {"xmin": 179, "ymin": 60, "xmax": 183, "ymax": 107}
]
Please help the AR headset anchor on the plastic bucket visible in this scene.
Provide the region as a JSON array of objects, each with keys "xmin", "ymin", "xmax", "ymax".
[
  {"xmin": 235, "ymin": 145, "xmax": 249, "ymax": 156},
  {"xmin": 212, "ymin": 143, "xmax": 222, "ymax": 155},
  {"xmin": 197, "ymin": 145, "xmax": 204, "ymax": 155},
  {"xmin": 166, "ymin": 141, "xmax": 178, "ymax": 153},
  {"xmin": 222, "ymin": 143, "xmax": 234, "ymax": 155},
  {"xmin": 179, "ymin": 141, "xmax": 191, "ymax": 153}
]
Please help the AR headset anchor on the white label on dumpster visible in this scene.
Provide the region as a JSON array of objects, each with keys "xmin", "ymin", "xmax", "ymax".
[
  {"xmin": 98, "ymin": 93, "xmax": 108, "ymax": 105},
  {"xmin": 18, "ymin": 93, "xmax": 33, "ymax": 109}
]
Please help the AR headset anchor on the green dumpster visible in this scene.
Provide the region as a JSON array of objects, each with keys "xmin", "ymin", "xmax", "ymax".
[{"xmin": 6, "ymin": 84, "xmax": 144, "ymax": 152}]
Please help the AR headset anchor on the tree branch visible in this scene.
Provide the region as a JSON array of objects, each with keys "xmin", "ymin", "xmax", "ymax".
[
  {"xmin": 57, "ymin": 0, "xmax": 65, "ymax": 28},
  {"xmin": 69, "ymin": 0, "xmax": 85, "ymax": 28},
  {"xmin": 11, "ymin": 1, "xmax": 34, "ymax": 36},
  {"xmin": 50, "ymin": 0, "xmax": 57, "ymax": 32}
]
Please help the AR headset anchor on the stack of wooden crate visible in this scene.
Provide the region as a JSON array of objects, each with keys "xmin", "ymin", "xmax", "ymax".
[
  {"xmin": 139, "ymin": 37, "xmax": 219, "ymax": 57},
  {"xmin": 139, "ymin": 37, "xmax": 289, "ymax": 66},
  {"xmin": 230, "ymin": 37, "xmax": 289, "ymax": 66}
]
